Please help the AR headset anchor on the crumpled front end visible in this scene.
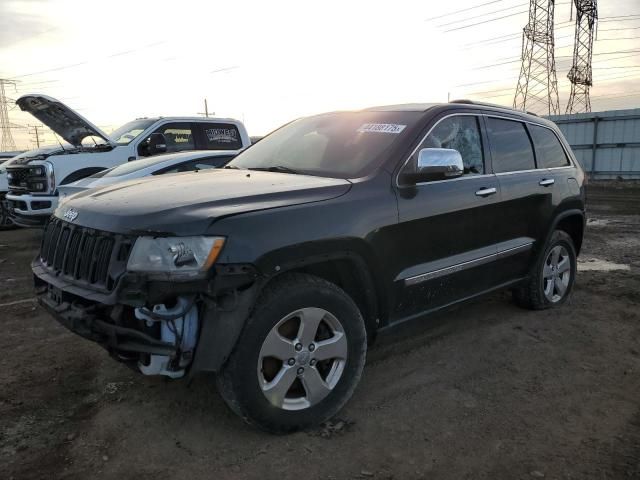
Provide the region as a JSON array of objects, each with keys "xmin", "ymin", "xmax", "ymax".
[{"xmin": 33, "ymin": 216, "xmax": 260, "ymax": 378}]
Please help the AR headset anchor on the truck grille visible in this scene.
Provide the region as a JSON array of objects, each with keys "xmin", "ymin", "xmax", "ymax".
[
  {"xmin": 7, "ymin": 166, "xmax": 48, "ymax": 193},
  {"xmin": 40, "ymin": 218, "xmax": 134, "ymax": 291}
]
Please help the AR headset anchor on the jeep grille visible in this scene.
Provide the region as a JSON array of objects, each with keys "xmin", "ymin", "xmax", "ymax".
[{"xmin": 39, "ymin": 218, "xmax": 134, "ymax": 291}]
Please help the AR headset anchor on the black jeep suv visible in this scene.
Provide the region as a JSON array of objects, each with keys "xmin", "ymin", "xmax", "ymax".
[{"xmin": 33, "ymin": 101, "xmax": 585, "ymax": 432}]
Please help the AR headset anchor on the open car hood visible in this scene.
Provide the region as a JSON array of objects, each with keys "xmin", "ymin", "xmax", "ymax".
[{"xmin": 16, "ymin": 94, "xmax": 114, "ymax": 147}]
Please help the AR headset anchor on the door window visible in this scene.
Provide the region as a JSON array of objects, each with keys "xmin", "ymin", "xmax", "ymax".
[
  {"xmin": 196, "ymin": 123, "xmax": 243, "ymax": 150},
  {"xmin": 486, "ymin": 118, "xmax": 535, "ymax": 173},
  {"xmin": 529, "ymin": 124, "xmax": 570, "ymax": 168},
  {"xmin": 154, "ymin": 123, "xmax": 194, "ymax": 152},
  {"xmin": 405, "ymin": 115, "xmax": 484, "ymax": 177}
]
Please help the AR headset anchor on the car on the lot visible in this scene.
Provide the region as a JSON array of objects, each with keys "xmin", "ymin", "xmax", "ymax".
[
  {"xmin": 4, "ymin": 94, "xmax": 250, "ymax": 227},
  {"xmin": 0, "ymin": 153, "xmax": 23, "ymax": 229},
  {"xmin": 57, "ymin": 150, "xmax": 238, "ymax": 200},
  {"xmin": 32, "ymin": 100, "xmax": 585, "ymax": 433}
]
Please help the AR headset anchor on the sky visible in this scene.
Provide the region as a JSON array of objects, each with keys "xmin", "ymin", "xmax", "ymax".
[{"xmin": 1, "ymin": 0, "xmax": 639, "ymax": 150}]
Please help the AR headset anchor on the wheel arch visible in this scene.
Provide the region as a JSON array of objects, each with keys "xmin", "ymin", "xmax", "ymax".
[
  {"xmin": 255, "ymin": 241, "xmax": 387, "ymax": 342},
  {"xmin": 549, "ymin": 209, "xmax": 585, "ymax": 255}
]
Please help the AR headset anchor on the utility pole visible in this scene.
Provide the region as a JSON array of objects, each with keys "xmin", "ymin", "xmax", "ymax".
[
  {"xmin": 29, "ymin": 124, "xmax": 44, "ymax": 148},
  {"xmin": 0, "ymin": 79, "xmax": 17, "ymax": 151},
  {"xmin": 513, "ymin": 0, "xmax": 560, "ymax": 115},
  {"xmin": 198, "ymin": 98, "xmax": 215, "ymax": 118},
  {"xmin": 566, "ymin": 0, "xmax": 597, "ymax": 113}
]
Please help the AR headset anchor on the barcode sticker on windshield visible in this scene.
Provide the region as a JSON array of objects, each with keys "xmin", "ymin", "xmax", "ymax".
[{"xmin": 357, "ymin": 123, "xmax": 406, "ymax": 134}]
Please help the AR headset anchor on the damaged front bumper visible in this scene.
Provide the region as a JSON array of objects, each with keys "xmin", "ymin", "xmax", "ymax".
[{"xmin": 33, "ymin": 257, "xmax": 261, "ymax": 378}]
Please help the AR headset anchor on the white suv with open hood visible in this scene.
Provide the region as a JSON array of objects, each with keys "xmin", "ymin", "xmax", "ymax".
[{"xmin": 4, "ymin": 94, "xmax": 250, "ymax": 227}]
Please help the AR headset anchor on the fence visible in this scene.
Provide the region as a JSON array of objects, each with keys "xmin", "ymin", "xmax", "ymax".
[{"xmin": 547, "ymin": 108, "xmax": 640, "ymax": 180}]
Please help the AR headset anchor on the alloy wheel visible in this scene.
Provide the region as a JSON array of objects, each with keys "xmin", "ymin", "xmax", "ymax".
[
  {"xmin": 257, "ymin": 307, "xmax": 348, "ymax": 411},
  {"xmin": 542, "ymin": 245, "xmax": 571, "ymax": 303}
]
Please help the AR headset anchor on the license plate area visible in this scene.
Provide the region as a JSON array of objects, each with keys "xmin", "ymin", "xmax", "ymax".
[{"xmin": 47, "ymin": 285, "xmax": 64, "ymax": 306}]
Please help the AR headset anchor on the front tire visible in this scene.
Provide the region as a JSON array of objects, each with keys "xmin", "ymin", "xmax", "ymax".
[
  {"xmin": 0, "ymin": 195, "xmax": 15, "ymax": 230},
  {"xmin": 514, "ymin": 230, "xmax": 577, "ymax": 310},
  {"xmin": 217, "ymin": 273, "xmax": 367, "ymax": 433}
]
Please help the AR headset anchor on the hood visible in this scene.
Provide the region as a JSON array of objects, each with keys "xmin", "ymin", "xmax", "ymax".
[
  {"xmin": 16, "ymin": 94, "xmax": 114, "ymax": 147},
  {"xmin": 7, "ymin": 145, "xmax": 69, "ymax": 165},
  {"xmin": 55, "ymin": 169, "xmax": 351, "ymax": 235}
]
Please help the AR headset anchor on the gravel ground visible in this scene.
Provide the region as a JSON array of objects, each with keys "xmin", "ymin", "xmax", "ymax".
[{"xmin": 1, "ymin": 183, "xmax": 639, "ymax": 480}]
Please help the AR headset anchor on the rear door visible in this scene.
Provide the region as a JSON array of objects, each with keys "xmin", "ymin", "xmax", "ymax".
[
  {"xmin": 486, "ymin": 115, "xmax": 555, "ymax": 283},
  {"xmin": 527, "ymin": 123, "xmax": 576, "ymax": 210},
  {"xmin": 390, "ymin": 112, "xmax": 502, "ymax": 321}
]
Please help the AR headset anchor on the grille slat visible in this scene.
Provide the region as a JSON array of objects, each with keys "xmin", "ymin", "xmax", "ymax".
[
  {"xmin": 46, "ymin": 223, "xmax": 62, "ymax": 265},
  {"xmin": 39, "ymin": 218, "xmax": 131, "ymax": 291},
  {"xmin": 53, "ymin": 227, "xmax": 70, "ymax": 270},
  {"xmin": 63, "ymin": 229, "xmax": 81, "ymax": 275},
  {"xmin": 40, "ymin": 222, "xmax": 55, "ymax": 263},
  {"xmin": 79, "ymin": 235, "xmax": 96, "ymax": 281}
]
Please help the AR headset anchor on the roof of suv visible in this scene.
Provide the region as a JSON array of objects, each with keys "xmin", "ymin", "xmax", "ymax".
[{"xmin": 364, "ymin": 100, "xmax": 556, "ymax": 129}]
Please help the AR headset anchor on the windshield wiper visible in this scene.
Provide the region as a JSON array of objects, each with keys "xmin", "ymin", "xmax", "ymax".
[
  {"xmin": 223, "ymin": 165, "xmax": 241, "ymax": 169},
  {"xmin": 248, "ymin": 165, "xmax": 300, "ymax": 174}
]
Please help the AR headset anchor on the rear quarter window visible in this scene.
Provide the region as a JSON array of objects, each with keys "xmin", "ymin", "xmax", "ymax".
[
  {"xmin": 198, "ymin": 123, "xmax": 243, "ymax": 150},
  {"xmin": 486, "ymin": 117, "xmax": 536, "ymax": 173},
  {"xmin": 529, "ymin": 124, "xmax": 570, "ymax": 168}
]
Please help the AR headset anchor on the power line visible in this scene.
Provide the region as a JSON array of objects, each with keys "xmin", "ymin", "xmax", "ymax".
[
  {"xmin": 8, "ymin": 41, "xmax": 166, "ymax": 80},
  {"xmin": 424, "ymin": 0, "xmax": 511, "ymax": 22},
  {"xmin": 438, "ymin": 2, "xmax": 528, "ymax": 27},
  {"xmin": 598, "ymin": 16, "xmax": 640, "ymax": 23},
  {"xmin": 596, "ymin": 72, "xmax": 640, "ymax": 82},
  {"xmin": 593, "ymin": 65, "xmax": 640, "ymax": 70},
  {"xmin": 590, "ymin": 89, "xmax": 640, "ymax": 99},
  {"xmin": 597, "ymin": 35, "xmax": 640, "ymax": 41},
  {"xmin": 11, "ymin": 61, "xmax": 89, "ymax": 79},
  {"xmin": 599, "ymin": 25, "xmax": 640, "ymax": 32},
  {"xmin": 444, "ymin": 10, "xmax": 529, "ymax": 32}
]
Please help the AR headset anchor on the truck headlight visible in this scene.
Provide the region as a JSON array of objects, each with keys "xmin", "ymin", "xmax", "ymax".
[{"xmin": 127, "ymin": 236, "xmax": 225, "ymax": 275}]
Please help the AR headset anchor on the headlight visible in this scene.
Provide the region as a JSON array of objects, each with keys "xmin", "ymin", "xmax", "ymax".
[
  {"xmin": 127, "ymin": 236, "xmax": 225, "ymax": 276},
  {"xmin": 29, "ymin": 166, "xmax": 44, "ymax": 176}
]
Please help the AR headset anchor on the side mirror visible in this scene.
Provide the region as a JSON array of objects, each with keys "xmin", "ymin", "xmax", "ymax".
[
  {"xmin": 401, "ymin": 148, "xmax": 464, "ymax": 184},
  {"xmin": 144, "ymin": 133, "xmax": 167, "ymax": 156}
]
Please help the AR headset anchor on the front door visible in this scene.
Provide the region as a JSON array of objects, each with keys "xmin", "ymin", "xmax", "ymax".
[{"xmin": 389, "ymin": 113, "xmax": 502, "ymax": 323}]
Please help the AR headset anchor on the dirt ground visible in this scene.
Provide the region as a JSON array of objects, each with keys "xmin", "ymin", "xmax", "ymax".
[{"xmin": 1, "ymin": 183, "xmax": 639, "ymax": 480}]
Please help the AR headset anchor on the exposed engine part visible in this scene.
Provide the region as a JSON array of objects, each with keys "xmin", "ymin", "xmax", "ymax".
[{"xmin": 134, "ymin": 296, "xmax": 199, "ymax": 378}]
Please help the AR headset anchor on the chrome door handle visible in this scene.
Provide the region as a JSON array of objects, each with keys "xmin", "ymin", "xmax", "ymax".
[
  {"xmin": 539, "ymin": 178, "xmax": 555, "ymax": 187},
  {"xmin": 475, "ymin": 187, "xmax": 497, "ymax": 197}
]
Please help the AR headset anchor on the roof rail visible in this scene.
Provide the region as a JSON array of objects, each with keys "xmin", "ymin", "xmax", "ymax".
[{"xmin": 449, "ymin": 99, "xmax": 539, "ymax": 117}]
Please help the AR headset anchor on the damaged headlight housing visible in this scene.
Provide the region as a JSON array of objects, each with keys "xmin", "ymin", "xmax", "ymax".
[{"xmin": 127, "ymin": 236, "xmax": 225, "ymax": 276}]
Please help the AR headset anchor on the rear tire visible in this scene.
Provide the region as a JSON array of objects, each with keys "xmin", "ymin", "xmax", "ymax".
[
  {"xmin": 217, "ymin": 273, "xmax": 367, "ymax": 433},
  {"xmin": 514, "ymin": 230, "xmax": 577, "ymax": 310}
]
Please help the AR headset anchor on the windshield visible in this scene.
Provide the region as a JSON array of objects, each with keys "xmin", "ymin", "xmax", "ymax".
[
  {"xmin": 228, "ymin": 111, "xmax": 422, "ymax": 178},
  {"xmin": 111, "ymin": 119, "xmax": 156, "ymax": 145}
]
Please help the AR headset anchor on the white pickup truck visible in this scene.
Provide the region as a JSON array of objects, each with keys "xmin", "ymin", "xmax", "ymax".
[{"xmin": 3, "ymin": 94, "xmax": 251, "ymax": 227}]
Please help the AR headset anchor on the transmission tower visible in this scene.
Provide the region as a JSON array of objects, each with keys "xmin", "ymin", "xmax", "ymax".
[
  {"xmin": 566, "ymin": 0, "xmax": 598, "ymax": 113},
  {"xmin": 0, "ymin": 79, "xmax": 17, "ymax": 151},
  {"xmin": 513, "ymin": 0, "xmax": 560, "ymax": 115}
]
